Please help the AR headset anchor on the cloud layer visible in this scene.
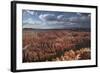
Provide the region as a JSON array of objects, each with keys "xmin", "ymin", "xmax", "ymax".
[{"xmin": 22, "ymin": 10, "xmax": 91, "ymax": 29}]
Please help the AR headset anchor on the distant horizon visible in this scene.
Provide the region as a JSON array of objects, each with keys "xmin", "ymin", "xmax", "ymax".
[
  {"xmin": 23, "ymin": 26, "xmax": 90, "ymax": 29},
  {"xmin": 22, "ymin": 10, "xmax": 91, "ymax": 29}
]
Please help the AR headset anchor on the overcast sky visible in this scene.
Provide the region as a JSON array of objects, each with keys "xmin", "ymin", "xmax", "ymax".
[{"xmin": 22, "ymin": 10, "xmax": 91, "ymax": 29}]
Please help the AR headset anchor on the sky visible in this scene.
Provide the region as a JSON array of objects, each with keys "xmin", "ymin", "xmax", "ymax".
[{"xmin": 22, "ymin": 10, "xmax": 91, "ymax": 29}]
